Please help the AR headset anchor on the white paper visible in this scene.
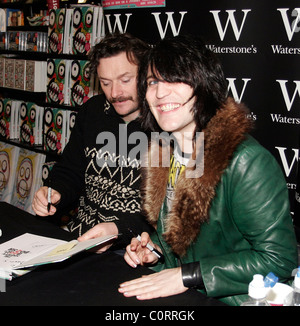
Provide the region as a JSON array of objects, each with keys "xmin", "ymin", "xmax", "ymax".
[
  {"xmin": 0, "ymin": 233, "xmax": 65, "ymax": 269},
  {"xmin": 0, "ymin": 233, "xmax": 118, "ymax": 276},
  {"xmin": 0, "ymin": 233, "xmax": 65, "ymax": 280}
]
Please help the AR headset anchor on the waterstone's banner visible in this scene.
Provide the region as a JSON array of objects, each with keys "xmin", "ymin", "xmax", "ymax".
[{"xmin": 101, "ymin": 0, "xmax": 300, "ymax": 227}]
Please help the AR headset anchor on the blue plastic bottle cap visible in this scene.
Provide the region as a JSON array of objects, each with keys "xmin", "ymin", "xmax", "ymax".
[{"xmin": 264, "ymin": 272, "xmax": 278, "ymax": 288}]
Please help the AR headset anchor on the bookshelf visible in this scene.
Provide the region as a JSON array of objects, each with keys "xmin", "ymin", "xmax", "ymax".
[
  {"xmin": 0, "ymin": 0, "xmax": 103, "ymax": 216},
  {"xmin": 0, "ymin": 0, "xmax": 103, "ymax": 156}
]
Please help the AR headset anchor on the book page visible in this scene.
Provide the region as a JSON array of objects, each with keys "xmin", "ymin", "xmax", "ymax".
[
  {"xmin": 13, "ymin": 234, "xmax": 118, "ymax": 269},
  {"xmin": 0, "ymin": 233, "xmax": 66, "ymax": 271},
  {"xmin": 0, "ymin": 233, "xmax": 118, "ymax": 273}
]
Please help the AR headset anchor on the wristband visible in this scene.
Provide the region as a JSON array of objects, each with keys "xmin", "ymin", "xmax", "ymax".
[{"xmin": 181, "ymin": 262, "xmax": 205, "ymax": 289}]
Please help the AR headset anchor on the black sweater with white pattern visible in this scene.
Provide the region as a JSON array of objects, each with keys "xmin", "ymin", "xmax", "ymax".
[{"xmin": 50, "ymin": 94, "xmax": 152, "ymax": 246}]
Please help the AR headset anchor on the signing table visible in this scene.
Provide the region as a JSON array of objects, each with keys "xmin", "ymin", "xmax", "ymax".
[{"xmin": 0, "ymin": 202, "xmax": 225, "ymax": 306}]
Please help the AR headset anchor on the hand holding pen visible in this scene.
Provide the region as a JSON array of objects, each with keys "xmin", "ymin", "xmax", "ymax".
[
  {"xmin": 32, "ymin": 182, "xmax": 61, "ymax": 217},
  {"xmin": 45, "ymin": 185, "xmax": 61, "ymax": 215},
  {"xmin": 125, "ymin": 229, "xmax": 164, "ymax": 268}
]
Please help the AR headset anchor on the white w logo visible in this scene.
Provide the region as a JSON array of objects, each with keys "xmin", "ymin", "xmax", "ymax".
[
  {"xmin": 276, "ymin": 80, "xmax": 300, "ymax": 112},
  {"xmin": 152, "ymin": 11, "xmax": 187, "ymax": 39},
  {"xmin": 275, "ymin": 147, "xmax": 299, "ymax": 177},
  {"xmin": 227, "ymin": 78, "xmax": 251, "ymax": 103},
  {"xmin": 105, "ymin": 13, "xmax": 132, "ymax": 33},
  {"xmin": 277, "ymin": 8, "xmax": 300, "ymax": 41},
  {"xmin": 210, "ymin": 9, "xmax": 251, "ymax": 41}
]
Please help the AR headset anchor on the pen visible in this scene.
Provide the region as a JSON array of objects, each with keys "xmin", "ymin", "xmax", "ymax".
[
  {"xmin": 47, "ymin": 186, "xmax": 52, "ymax": 213},
  {"xmin": 128, "ymin": 229, "xmax": 164, "ymax": 262}
]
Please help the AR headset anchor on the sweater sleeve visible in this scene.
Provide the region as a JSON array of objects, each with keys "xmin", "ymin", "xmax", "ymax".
[{"xmin": 50, "ymin": 105, "xmax": 88, "ymax": 209}]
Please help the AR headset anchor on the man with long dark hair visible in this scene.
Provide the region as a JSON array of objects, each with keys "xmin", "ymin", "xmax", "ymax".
[{"xmin": 119, "ymin": 35, "xmax": 298, "ymax": 305}]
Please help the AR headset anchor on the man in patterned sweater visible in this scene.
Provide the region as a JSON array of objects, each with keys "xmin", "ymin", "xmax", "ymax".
[{"xmin": 32, "ymin": 33, "xmax": 152, "ymax": 251}]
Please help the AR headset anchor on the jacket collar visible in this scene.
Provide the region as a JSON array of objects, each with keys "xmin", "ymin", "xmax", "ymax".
[{"xmin": 141, "ymin": 98, "xmax": 253, "ymax": 256}]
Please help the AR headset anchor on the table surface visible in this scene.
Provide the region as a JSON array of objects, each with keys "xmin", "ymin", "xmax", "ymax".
[{"xmin": 0, "ymin": 202, "xmax": 226, "ymax": 306}]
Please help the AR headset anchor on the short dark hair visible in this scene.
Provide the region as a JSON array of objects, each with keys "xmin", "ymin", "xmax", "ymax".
[
  {"xmin": 138, "ymin": 34, "xmax": 228, "ymax": 133},
  {"xmin": 89, "ymin": 32, "xmax": 149, "ymax": 76}
]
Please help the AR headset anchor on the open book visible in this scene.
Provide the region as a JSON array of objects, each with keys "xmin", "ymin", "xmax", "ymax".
[{"xmin": 0, "ymin": 233, "xmax": 118, "ymax": 280}]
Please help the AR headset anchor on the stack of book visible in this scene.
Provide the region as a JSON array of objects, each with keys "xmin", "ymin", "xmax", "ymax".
[
  {"xmin": 0, "ymin": 57, "xmax": 47, "ymax": 92},
  {"xmin": 46, "ymin": 58, "xmax": 97, "ymax": 106},
  {"xmin": 19, "ymin": 102, "xmax": 44, "ymax": 146},
  {"xmin": 48, "ymin": 5, "xmax": 104, "ymax": 55},
  {"xmin": 0, "ymin": 98, "xmax": 77, "ymax": 154},
  {"xmin": 2, "ymin": 30, "xmax": 48, "ymax": 52},
  {"xmin": 43, "ymin": 107, "xmax": 77, "ymax": 155}
]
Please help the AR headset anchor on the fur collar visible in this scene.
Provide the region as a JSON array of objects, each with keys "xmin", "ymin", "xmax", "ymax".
[{"xmin": 141, "ymin": 98, "xmax": 253, "ymax": 256}]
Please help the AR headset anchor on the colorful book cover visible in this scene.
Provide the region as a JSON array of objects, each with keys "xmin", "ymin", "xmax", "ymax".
[
  {"xmin": 0, "ymin": 141, "xmax": 20, "ymax": 203},
  {"xmin": 46, "ymin": 58, "xmax": 70, "ymax": 105},
  {"xmin": 6, "ymin": 30, "xmax": 19, "ymax": 50},
  {"xmin": 19, "ymin": 102, "xmax": 43, "ymax": 146},
  {"xmin": 10, "ymin": 148, "xmax": 46, "ymax": 215},
  {"xmin": 25, "ymin": 31, "xmax": 39, "ymax": 52},
  {"xmin": 48, "ymin": 8, "xmax": 66, "ymax": 54},
  {"xmin": 71, "ymin": 6, "xmax": 98, "ymax": 55},
  {"xmin": 0, "ymin": 98, "xmax": 13, "ymax": 139},
  {"xmin": 6, "ymin": 8, "xmax": 21, "ymax": 27},
  {"xmin": 43, "ymin": 107, "xmax": 66, "ymax": 154},
  {"xmin": 70, "ymin": 60, "xmax": 94, "ymax": 106}
]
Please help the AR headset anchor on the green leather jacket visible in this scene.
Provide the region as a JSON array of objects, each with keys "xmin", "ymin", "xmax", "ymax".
[{"xmin": 150, "ymin": 136, "xmax": 298, "ymax": 306}]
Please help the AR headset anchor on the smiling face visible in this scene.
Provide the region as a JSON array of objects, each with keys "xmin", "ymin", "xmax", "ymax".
[
  {"xmin": 97, "ymin": 52, "xmax": 140, "ymax": 122},
  {"xmin": 16, "ymin": 158, "xmax": 33, "ymax": 198},
  {"xmin": 146, "ymin": 68, "xmax": 196, "ymax": 142}
]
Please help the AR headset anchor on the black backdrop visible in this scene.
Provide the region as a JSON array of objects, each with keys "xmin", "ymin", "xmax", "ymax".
[{"xmin": 101, "ymin": 0, "xmax": 300, "ymax": 226}]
